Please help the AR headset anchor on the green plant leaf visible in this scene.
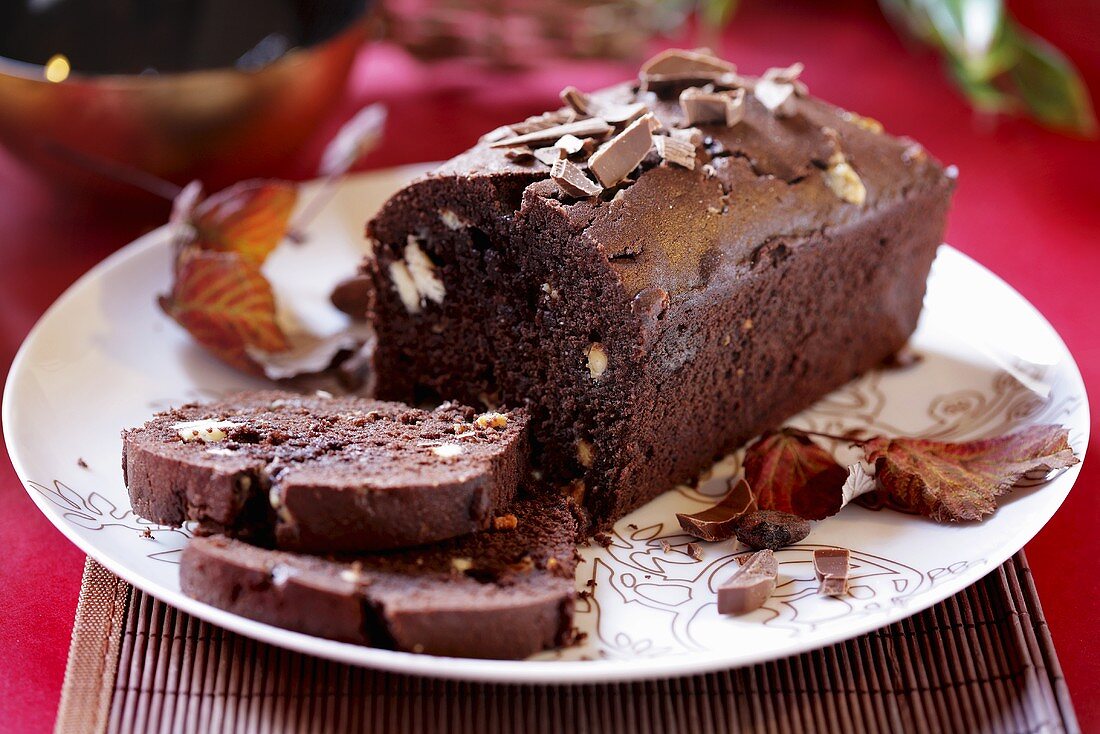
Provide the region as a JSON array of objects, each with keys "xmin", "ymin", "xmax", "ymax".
[{"xmin": 1009, "ymin": 28, "xmax": 1098, "ymax": 136}]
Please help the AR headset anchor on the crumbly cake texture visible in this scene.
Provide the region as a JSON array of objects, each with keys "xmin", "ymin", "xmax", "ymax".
[
  {"xmin": 180, "ymin": 497, "xmax": 579, "ymax": 659},
  {"xmin": 123, "ymin": 390, "xmax": 529, "ymax": 553},
  {"xmin": 348, "ymin": 51, "xmax": 954, "ymax": 529}
]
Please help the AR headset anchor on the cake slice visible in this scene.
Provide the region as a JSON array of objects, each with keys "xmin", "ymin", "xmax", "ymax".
[
  {"xmin": 180, "ymin": 497, "xmax": 578, "ymax": 659},
  {"xmin": 342, "ymin": 50, "xmax": 954, "ymax": 529},
  {"xmin": 123, "ymin": 390, "xmax": 529, "ymax": 552}
]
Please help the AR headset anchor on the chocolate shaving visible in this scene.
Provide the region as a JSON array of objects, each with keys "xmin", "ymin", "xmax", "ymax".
[
  {"xmin": 717, "ymin": 549, "xmax": 778, "ymax": 614},
  {"xmin": 555, "ymin": 134, "xmax": 588, "ymax": 155},
  {"xmin": 598, "ymin": 101, "xmax": 649, "ymax": 126},
  {"xmin": 754, "ymin": 79, "xmax": 798, "ymax": 117},
  {"xmin": 481, "ymin": 125, "xmax": 516, "ymax": 143},
  {"xmin": 560, "ymin": 86, "xmax": 592, "ymax": 116},
  {"xmin": 534, "ymin": 147, "xmax": 565, "ymax": 166},
  {"xmin": 653, "ymin": 135, "xmax": 698, "ymax": 170},
  {"xmin": 509, "ymin": 109, "xmax": 576, "ymax": 135},
  {"xmin": 505, "ymin": 146, "xmax": 536, "ymax": 163},
  {"xmin": 814, "ymin": 547, "xmax": 850, "ymax": 596},
  {"xmin": 670, "ymin": 126, "xmax": 704, "ymax": 146},
  {"xmin": 680, "ymin": 87, "xmax": 745, "ymax": 127},
  {"xmin": 640, "ymin": 48, "xmax": 737, "ymax": 89},
  {"xmin": 587, "ymin": 114, "xmax": 657, "ymax": 188},
  {"xmin": 762, "ymin": 62, "xmax": 808, "ymax": 96},
  {"xmin": 489, "ymin": 118, "xmax": 613, "ymax": 148},
  {"xmin": 550, "ymin": 158, "xmax": 603, "ymax": 198},
  {"xmin": 676, "ymin": 478, "xmax": 756, "ymax": 541}
]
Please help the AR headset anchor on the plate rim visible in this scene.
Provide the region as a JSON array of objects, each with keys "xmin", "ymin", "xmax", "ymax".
[{"xmin": 3, "ymin": 169, "xmax": 1090, "ymax": 684}]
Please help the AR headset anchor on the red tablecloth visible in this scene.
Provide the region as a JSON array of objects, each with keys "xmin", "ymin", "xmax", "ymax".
[{"xmin": 2, "ymin": 2, "xmax": 1098, "ymax": 732}]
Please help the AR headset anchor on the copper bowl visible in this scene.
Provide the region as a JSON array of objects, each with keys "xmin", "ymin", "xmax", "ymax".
[{"xmin": 0, "ymin": 1, "xmax": 374, "ymax": 196}]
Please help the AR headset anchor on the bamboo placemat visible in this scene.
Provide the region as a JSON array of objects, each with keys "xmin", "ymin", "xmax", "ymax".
[{"xmin": 55, "ymin": 552, "xmax": 1078, "ymax": 734}]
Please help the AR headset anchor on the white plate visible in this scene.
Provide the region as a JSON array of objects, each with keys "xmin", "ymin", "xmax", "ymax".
[{"xmin": 4, "ymin": 166, "xmax": 1089, "ymax": 683}]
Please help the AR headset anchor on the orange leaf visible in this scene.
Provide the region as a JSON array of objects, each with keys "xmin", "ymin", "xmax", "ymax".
[
  {"xmin": 742, "ymin": 429, "xmax": 848, "ymax": 520},
  {"xmin": 191, "ymin": 180, "xmax": 298, "ymax": 265},
  {"xmin": 864, "ymin": 425, "xmax": 1078, "ymax": 522},
  {"xmin": 160, "ymin": 249, "xmax": 289, "ymax": 373}
]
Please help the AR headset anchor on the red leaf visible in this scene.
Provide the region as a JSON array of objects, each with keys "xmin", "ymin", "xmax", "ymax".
[
  {"xmin": 742, "ymin": 429, "xmax": 849, "ymax": 520},
  {"xmin": 864, "ymin": 425, "xmax": 1079, "ymax": 522},
  {"xmin": 159, "ymin": 249, "xmax": 289, "ymax": 373},
  {"xmin": 191, "ymin": 180, "xmax": 298, "ymax": 265}
]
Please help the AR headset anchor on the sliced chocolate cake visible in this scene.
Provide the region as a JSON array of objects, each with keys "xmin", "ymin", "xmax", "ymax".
[
  {"xmin": 123, "ymin": 390, "xmax": 529, "ymax": 552},
  {"xmin": 338, "ymin": 49, "xmax": 955, "ymax": 529},
  {"xmin": 180, "ymin": 497, "xmax": 578, "ymax": 659}
]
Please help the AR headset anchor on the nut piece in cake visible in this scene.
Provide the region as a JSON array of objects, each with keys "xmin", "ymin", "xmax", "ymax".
[{"xmin": 585, "ymin": 343, "xmax": 608, "ymax": 380}]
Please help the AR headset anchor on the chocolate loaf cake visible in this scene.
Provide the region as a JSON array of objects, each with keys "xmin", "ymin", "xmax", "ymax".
[
  {"xmin": 345, "ymin": 50, "xmax": 954, "ymax": 528},
  {"xmin": 123, "ymin": 390, "xmax": 529, "ymax": 552},
  {"xmin": 180, "ymin": 497, "xmax": 578, "ymax": 659}
]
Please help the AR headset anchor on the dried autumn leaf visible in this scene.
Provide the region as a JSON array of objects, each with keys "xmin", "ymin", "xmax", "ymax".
[
  {"xmin": 191, "ymin": 180, "xmax": 298, "ymax": 265},
  {"xmin": 864, "ymin": 424, "xmax": 1079, "ymax": 522},
  {"xmin": 159, "ymin": 249, "xmax": 288, "ymax": 373},
  {"xmin": 742, "ymin": 429, "xmax": 849, "ymax": 520}
]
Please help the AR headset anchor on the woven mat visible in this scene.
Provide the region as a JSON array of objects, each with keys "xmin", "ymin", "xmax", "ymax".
[{"xmin": 55, "ymin": 553, "xmax": 1078, "ymax": 734}]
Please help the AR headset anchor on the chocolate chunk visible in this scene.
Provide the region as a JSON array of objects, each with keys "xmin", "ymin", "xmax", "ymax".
[
  {"xmin": 330, "ymin": 274, "xmax": 373, "ymax": 320},
  {"xmin": 679, "ymin": 87, "xmax": 745, "ymax": 127},
  {"xmin": 813, "ymin": 547, "xmax": 850, "ymax": 596},
  {"xmin": 686, "ymin": 542, "xmax": 703, "ymax": 560},
  {"xmin": 640, "ymin": 48, "xmax": 737, "ymax": 89},
  {"xmin": 653, "ymin": 135, "xmax": 697, "ymax": 170},
  {"xmin": 587, "ymin": 114, "xmax": 657, "ymax": 188},
  {"xmin": 676, "ymin": 478, "xmax": 756, "ymax": 541},
  {"xmin": 550, "ymin": 159, "xmax": 603, "ymax": 198},
  {"xmin": 717, "ymin": 549, "xmax": 778, "ymax": 614},
  {"xmin": 560, "ymin": 85, "xmax": 592, "ymax": 116},
  {"xmin": 489, "ymin": 119, "xmax": 613, "ymax": 149},
  {"xmin": 735, "ymin": 510, "xmax": 810, "ymax": 550}
]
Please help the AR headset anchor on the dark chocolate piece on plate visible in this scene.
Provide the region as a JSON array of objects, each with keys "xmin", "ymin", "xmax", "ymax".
[
  {"xmin": 717, "ymin": 549, "xmax": 778, "ymax": 614},
  {"xmin": 330, "ymin": 274, "xmax": 373, "ymax": 319},
  {"xmin": 736, "ymin": 510, "xmax": 811, "ymax": 551},
  {"xmin": 677, "ymin": 477, "xmax": 757, "ymax": 542},
  {"xmin": 814, "ymin": 547, "xmax": 851, "ymax": 596}
]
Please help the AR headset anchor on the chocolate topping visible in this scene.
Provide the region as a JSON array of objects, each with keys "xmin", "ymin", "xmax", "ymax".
[
  {"xmin": 653, "ymin": 135, "xmax": 697, "ymax": 170},
  {"xmin": 559, "ymin": 85, "xmax": 592, "ymax": 116},
  {"xmin": 550, "ymin": 158, "xmax": 603, "ymax": 197},
  {"xmin": 587, "ymin": 114, "xmax": 657, "ymax": 188},
  {"xmin": 813, "ymin": 547, "xmax": 850, "ymax": 596},
  {"xmin": 679, "ymin": 87, "xmax": 746, "ymax": 127},
  {"xmin": 676, "ymin": 477, "xmax": 756, "ymax": 541},
  {"xmin": 489, "ymin": 118, "xmax": 613, "ymax": 149},
  {"xmin": 717, "ymin": 549, "xmax": 778, "ymax": 614},
  {"xmin": 754, "ymin": 78, "xmax": 798, "ymax": 117},
  {"xmin": 534, "ymin": 147, "xmax": 566, "ymax": 166},
  {"xmin": 640, "ymin": 48, "xmax": 737, "ymax": 91}
]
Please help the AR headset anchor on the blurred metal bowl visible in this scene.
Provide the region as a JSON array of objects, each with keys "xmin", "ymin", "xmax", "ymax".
[{"xmin": 0, "ymin": 4, "xmax": 373, "ymax": 196}]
